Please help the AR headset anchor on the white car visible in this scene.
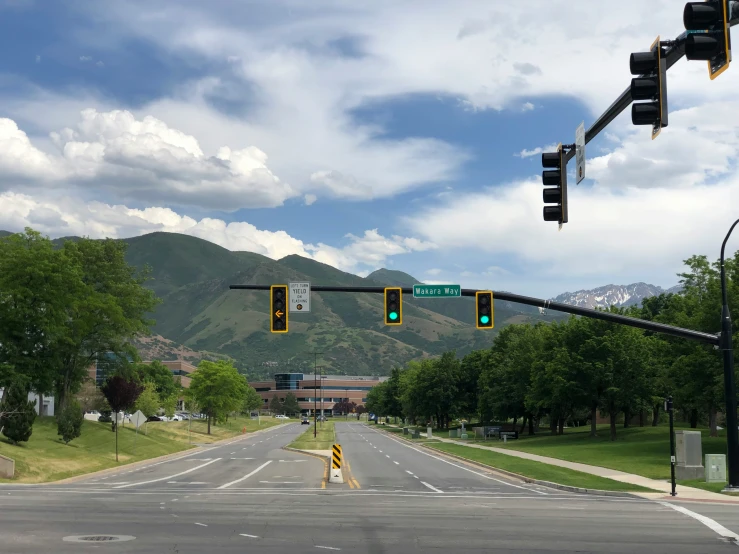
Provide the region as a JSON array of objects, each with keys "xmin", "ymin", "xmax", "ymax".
[{"xmin": 274, "ymin": 414, "xmax": 289, "ymax": 420}]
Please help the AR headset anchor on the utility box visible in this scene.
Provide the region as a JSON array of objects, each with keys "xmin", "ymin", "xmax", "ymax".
[
  {"xmin": 449, "ymin": 429, "xmax": 457, "ymax": 438},
  {"xmin": 675, "ymin": 430, "xmax": 704, "ymax": 480},
  {"xmin": 705, "ymin": 454, "xmax": 727, "ymax": 483}
]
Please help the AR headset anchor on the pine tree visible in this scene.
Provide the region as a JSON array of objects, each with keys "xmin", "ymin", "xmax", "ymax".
[
  {"xmin": 57, "ymin": 399, "xmax": 84, "ymax": 445},
  {"xmin": 0, "ymin": 384, "xmax": 37, "ymax": 444}
]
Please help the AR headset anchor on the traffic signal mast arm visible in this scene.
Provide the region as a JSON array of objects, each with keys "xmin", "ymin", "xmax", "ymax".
[
  {"xmin": 230, "ymin": 284, "xmax": 719, "ymax": 346},
  {"xmin": 562, "ymin": 3, "xmax": 738, "ymax": 166}
]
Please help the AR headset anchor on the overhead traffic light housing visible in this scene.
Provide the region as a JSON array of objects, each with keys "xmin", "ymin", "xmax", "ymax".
[
  {"xmin": 683, "ymin": 1, "xmax": 733, "ymax": 79},
  {"xmin": 384, "ymin": 287, "xmax": 402, "ymax": 326},
  {"xmin": 270, "ymin": 284, "xmax": 288, "ymax": 333},
  {"xmin": 475, "ymin": 291, "xmax": 494, "ymax": 329},
  {"xmin": 630, "ymin": 36, "xmax": 668, "ymax": 139},
  {"xmin": 541, "ymin": 143, "xmax": 568, "ymax": 225}
]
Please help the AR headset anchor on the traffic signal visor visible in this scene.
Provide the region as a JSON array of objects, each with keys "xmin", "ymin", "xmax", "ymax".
[
  {"xmin": 384, "ymin": 287, "xmax": 402, "ymax": 326},
  {"xmin": 476, "ymin": 291, "xmax": 494, "ymax": 329},
  {"xmin": 629, "ymin": 36, "xmax": 668, "ymax": 140},
  {"xmin": 541, "ymin": 143, "xmax": 568, "ymax": 225},
  {"xmin": 271, "ymin": 284, "xmax": 288, "ymax": 333}
]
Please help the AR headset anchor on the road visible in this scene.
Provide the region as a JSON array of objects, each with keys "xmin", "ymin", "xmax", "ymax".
[{"xmin": 0, "ymin": 421, "xmax": 738, "ymax": 553}]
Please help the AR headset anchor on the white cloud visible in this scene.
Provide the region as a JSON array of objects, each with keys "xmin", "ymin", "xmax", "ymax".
[
  {"xmin": 425, "ymin": 268, "xmax": 442, "ymax": 276},
  {"xmin": 521, "ymin": 102, "xmax": 535, "ymax": 112},
  {"xmin": 80, "ymin": 56, "xmax": 92, "ymax": 61},
  {"xmin": 304, "ymin": 193, "xmax": 317, "ymax": 206},
  {"xmin": 0, "ymin": 192, "xmax": 432, "ymax": 274},
  {"xmin": 0, "ymin": 109, "xmax": 297, "ymax": 211},
  {"xmin": 515, "ymin": 144, "xmax": 559, "ymax": 159},
  {"xmin": 95, "ymin": 61, "xmax": 105, "ymax": 67}
]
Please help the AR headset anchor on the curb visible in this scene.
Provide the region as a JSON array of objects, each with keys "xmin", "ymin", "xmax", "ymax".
[
  {"xmin": 7, "ymin": 422, "xmax": 289, "ymax": 486},
  {"xmin": 282, "ymin": 446, "xmax": 330, "ymax": 485},
  {"xmin": 372, "ymin": 426, "xmax": 642, "ymax": 499}
]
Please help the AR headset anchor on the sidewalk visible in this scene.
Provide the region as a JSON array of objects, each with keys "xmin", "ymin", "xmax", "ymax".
[{"xmin": 431, "ymin": 435, "xmax": 739, "ymax": 503}]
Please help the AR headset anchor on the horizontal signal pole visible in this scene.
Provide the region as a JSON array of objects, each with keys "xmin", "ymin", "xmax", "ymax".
[
  {"xmin": 229, "ymin": 284, "xmax": 719, "ymax": 346},
  {"xmin": 564, "ymin": 11, "xmax": 739, "ymax": 165}
]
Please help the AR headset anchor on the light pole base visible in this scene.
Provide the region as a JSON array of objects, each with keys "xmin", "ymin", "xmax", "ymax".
[{"xmin": 721, "ymin": 485, "xmax": 739, "ymax": 494}]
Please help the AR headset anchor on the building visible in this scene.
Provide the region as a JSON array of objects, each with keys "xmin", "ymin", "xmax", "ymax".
[
  {"xmin": 249, "ymin": 373, "xmax": 387, "ymax": 416},
  {"xmin": 0, "ymin": 389, "xmax": 54, "ymax": 416}
]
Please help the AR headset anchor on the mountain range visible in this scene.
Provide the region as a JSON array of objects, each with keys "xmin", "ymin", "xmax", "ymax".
[{"xmin": 0, "ymin": 229, "xmax": 680, "ymax": 378}]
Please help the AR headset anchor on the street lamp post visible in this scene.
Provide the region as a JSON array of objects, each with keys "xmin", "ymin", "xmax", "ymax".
[
  {"xmin": 720, "ymin": 218, "xmax": 739, "ymax": 492},
  {"xmin": 312, "ymin": 352, "xmax": 323, "ymax": 439}
]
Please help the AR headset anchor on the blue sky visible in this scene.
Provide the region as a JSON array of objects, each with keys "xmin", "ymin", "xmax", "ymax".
[{"xmin": 0, "ymin": 0, "xmax": 737, "ymax": 299}]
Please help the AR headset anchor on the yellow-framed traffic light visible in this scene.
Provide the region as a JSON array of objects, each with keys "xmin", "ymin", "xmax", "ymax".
[
  {"xmin": 384, "ymin": 287, "xmax": 402, "ymax": 326},
  {"xmin": 630, "ymin": 36, "xmax": 668, "ymax": 140},
  {"xmin": 270, "ymin": 284, "xmax": 288, "ymax": 333},
  {"xmin": 475, "ymin": 291, "xmax": 494, "ymax": 329},
  {"xmin": 683, "ymin": 1, "xmax": 733, "ymax": 80},
  {"xmin": 542, "ymin": 143, "xmax": 568, "ymax": 225}
]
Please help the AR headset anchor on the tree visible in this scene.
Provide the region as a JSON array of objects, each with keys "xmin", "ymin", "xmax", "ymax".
[
  {"xmin": 74, "ymin": 380, "xmax": 107, "ymax": 413},
  {"xmin": 136, "ymin": 360, "xmax": 178, "ymax": 400},
  {"xmin": 101, "ymin": 376, "xmax": 143, "ymax": 461},
  {"xmin": 269, "ymin": 394, "xmax": 282, "ymax": 414},
  {"xmin": 134, "ymin": 381, "xmax": 160, "ymax": 435},
  {"xmin": 52, "ymin": 237, "xmax": 160, "ymax": 413},
  {"xmin": 282, "ymin": 392, "xmax": 300, "ymax": 416},
  {"xmin": 57, "ymin": 399, "xmax": 84, "ymax": 445},
  {"xmin": 242, "ymin": 385, "xmax": 263, "ymax": 414},
  {"xmin": 0, "ymin": 383, "xmax": 37, "ymax": 444},
  {"xmin": 161, "ymin": 392, "xmax": 178, "ymax": 419},
  {"xmin": 189, "ymin": 360, "xmax": 248, "ymax": 434},
  {"xmin": 0, "ymin": 230, "xmax": 81, "ymax": 405}
]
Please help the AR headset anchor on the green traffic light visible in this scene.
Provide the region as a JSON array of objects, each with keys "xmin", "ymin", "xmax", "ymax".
[
  {"xmin": 480, "ymin": 315, "xmax": 490, "ymax": 325},
  {"xmin": 389, "ymin": 312, "xmax": 398, "ymax": 321}
]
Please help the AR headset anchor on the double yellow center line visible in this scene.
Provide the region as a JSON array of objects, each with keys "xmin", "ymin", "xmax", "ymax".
[{"xmin": 344, "ymin": 456, "xmax": 361, "ymax": 489}]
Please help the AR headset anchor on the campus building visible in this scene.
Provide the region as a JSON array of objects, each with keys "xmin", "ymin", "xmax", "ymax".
[{"xmin": 249, "ymin": 373, "xmax": 387, "ymax": 416}]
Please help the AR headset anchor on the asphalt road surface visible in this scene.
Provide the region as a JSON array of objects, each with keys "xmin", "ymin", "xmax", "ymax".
[{"xmin": 1, "ymin": 421, "xmax": 738, "ymax": 553}]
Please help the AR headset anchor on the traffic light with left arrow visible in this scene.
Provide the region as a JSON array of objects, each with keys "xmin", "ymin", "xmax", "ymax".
[{"xmin": 271, "ymin": 284, "xmax": 288, "ymax": 333}]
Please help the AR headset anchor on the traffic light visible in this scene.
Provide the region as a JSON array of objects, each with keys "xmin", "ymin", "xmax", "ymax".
[
  {"xmin": 541, "ymin": 143, "xmax": 568, "ymax": 225},
  {"xmin": 384, "ymin": 287, "xmax": 402, "ymax": 326},
  {"xmin": 270, "ymin": 284, "xmax": 288, "ymax": 333},
  {"xmin": 629, "ymin": 36, "xmax": 668, "ymax": 139},
  {"xmin": 475, "ymin": 291, "xmax": 494, "ymax": 329},
  {"xmin": 683, "ymin": 1, "xmax": 734, "ymax": 79}
]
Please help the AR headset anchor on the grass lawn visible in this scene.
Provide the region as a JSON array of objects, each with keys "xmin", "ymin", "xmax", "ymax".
[
  {"xmin": 678, "ymin": 479, "xmax": 739, "ymax": 496},
  {"xmin": 486, "ymin": 424, "xmax": 729, "ymax": 480},
  {"xmin": 428, "ymin": 443, "xmax": 658, "ymax": 492},
  {"xmin": 289, "ymin": 421, "xmax": 336, "ymax": 450},
  {"xmin": 0, "ymin": 415, "xmax": 283, "ymax": 483}
]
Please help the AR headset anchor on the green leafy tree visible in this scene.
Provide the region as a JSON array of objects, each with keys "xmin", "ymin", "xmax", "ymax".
[
  {"xmin": 101, "ymin": 376, "xmax": 144, "ymax": 460},
  {"xmin": 0, "ymin": 383, "xmax": 37, "ymax": 444},
  {"xmin": 0, "ymin": 230, "xmax": 80, "ymax": 404},
  {"xmin": 189, "ymin": 360, "xmax": 248, "ymax": 434},
  {"xmin": 57, "ymin": 399, "xmax": 84, "ymax": 445},
  {"xmin": 161, "ymin": 392, "xmax": 178, "ymax": 419},
  {"xmin": 52, "ymin": 237, "xmax": 160, "ymax": 412},
  {"xmin": 134, "ymin": 382, "xmax": 160, "ymax": 435},
  {"xmin": 269, "ymin": 394, "xmax": 282, "ymax": 414},
  {"xmin": 242, "ymin": 385, "xmax": 263, "ymax": 414},
  {"xmin": 136, "ymin": 360, "xmax": 178, "ymax": 400},
  {"xmin": 282, "ymin": 392, "xmax": 300, "ymax": 416}
]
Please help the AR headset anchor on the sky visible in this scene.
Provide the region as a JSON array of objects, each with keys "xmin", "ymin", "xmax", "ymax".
[{"xmin": 0, "ymin": 0, "xmax": 737, "ymax": 299}]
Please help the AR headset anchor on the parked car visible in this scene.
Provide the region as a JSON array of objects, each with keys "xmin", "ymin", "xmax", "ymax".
[
  {"xmin": 274, "ymin": 414, "xmax": 289, "ymax": 420},
  {"xmin": 147, "ymin": 415, "xmax": 162, "ymax": 422}
]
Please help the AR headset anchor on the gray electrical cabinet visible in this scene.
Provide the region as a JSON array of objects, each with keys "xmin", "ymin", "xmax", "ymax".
[{"xmin": 705, "ymin": 454, "xmax": 726, "ymax": 483}]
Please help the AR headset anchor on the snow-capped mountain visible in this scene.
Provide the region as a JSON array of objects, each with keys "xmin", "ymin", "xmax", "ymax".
[{"xmin": 552, "ymin": 282, "xmax": 683, "ymax": 309}]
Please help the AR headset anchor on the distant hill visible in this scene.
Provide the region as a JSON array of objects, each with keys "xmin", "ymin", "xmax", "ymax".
[{"xmin": 0, "ymin": 229, "xmax": 564, "ymax": 378}]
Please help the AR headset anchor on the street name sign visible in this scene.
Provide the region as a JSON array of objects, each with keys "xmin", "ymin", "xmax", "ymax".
[
  {"xmin": 289, "ymin": 282, "xmax": 311, "ymax": 313},
  {"xmin": 413, "ymin": 284, "xmax": 461, "ymax": 298}
]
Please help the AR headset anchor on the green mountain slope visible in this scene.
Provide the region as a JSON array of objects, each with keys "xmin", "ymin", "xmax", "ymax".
[{"xmin": 4, "ymin": 229, "xmax": 561, "ymax": 378}]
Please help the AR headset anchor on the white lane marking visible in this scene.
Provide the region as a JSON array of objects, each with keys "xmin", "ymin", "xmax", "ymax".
[
  {"xmin": 194, "ymin": 522, "xmax": 208, "ymax": 527},
  {"xmin": 385, "ymin": 455, "xmax": 390, "ymax": 458},
  {"xmin": 414, "ymin": 475, "xmax": 419, "ymax": 479},
  {"xmin": 230, "ymin": 452, "xmax": 236, "ymax": 455},
  {"xmin": 379, "ymin": 450, "xmax": 383, "ymax": 453},
  {"xmin": 259, "ymin": 481, "xmax": 302, "ymax": 484},
  {"xmin": 421, "ymin": 482, "xmax": 443, "ymax": 493},
  {"xmin": 114, "ymin": 458, "xmax": 222, "ymax": 488},
  {"xmin": 315, "ymin": 547, "xmax": 341, "ymax": 551},
  {"xmin": 405, "ymin": 470, "xmax": 413, "ymax": 475},
  {"xmin": 218, "ymin": 461, "xmax": 272, "ymax": 489},
  {"xmin": 278, "ymin": 460, "xmax": 306, "ymax": 463},
  {"xmin": 393, "ymin": 461, "xmax": 399, "ymax": 465},
  {"xmin": 376, "ymin": 430, "xmax": 546, "ymax": 494},
  {"xmin": 231, "ymin": 458, "xmax": 254, "ymax": 460},
  {"xmin": 659, "ymin": 501, "xmax": 739, "ymax": 543},
  {"xmin": 171, "ymin": 514, "xmax": 179, "ymax": 518},
  {"xmin": 240, "ymin": 533, "xmax": 259, "ymax": 538}
]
